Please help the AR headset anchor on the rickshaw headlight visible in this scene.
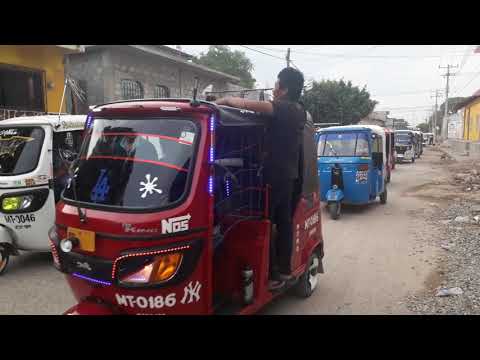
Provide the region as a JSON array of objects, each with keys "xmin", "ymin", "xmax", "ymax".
[
  {"xmin": 119, "ymin": 252, "xmax": 183, "ymax": 285},
  {"xmin": 2, "ymin": 195, "xmax": 34, "ymax": 211}
]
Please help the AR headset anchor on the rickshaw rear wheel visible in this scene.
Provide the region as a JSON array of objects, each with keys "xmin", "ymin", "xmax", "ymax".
[
  {"xmin": 411, "ymin": 157, "xmax": 415, "ymax": 163},
  {"xmin": 328, "ymin": 202, "xmax": 341, "ymax": 220},
  {"xmin": 380, "ymin": 187, "xmax": 387, "ymax": 204},
  {"xmin": 0, "ymin": 247, "xmax": 9, "ymax": 275},
  {"xmin": 293, "ymin": 252, "xmax": 320, "ymax": 298}
]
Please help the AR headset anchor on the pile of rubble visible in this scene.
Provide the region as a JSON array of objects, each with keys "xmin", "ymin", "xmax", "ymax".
[
  {"xmin": 406, "ymin": 201, "xmax": 480, "ymax": 314},
  {"xmin": 453, "ymin": 168, "xmax": 480, "ymax": 192}
]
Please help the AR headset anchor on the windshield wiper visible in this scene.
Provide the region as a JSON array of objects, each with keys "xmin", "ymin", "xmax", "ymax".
[{"xmin": 327, "ymin": 142, "xmax": 338, "ymax": 156}]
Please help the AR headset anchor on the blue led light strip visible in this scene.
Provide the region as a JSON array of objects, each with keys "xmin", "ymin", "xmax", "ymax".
[
  {"xmin": 208, "ymin": 176, "xmax": 214, "ymax": 195},
  {"xmin": 209, "ymin": 114, "xmax": 215, "ymax": 132},
  {"xmin": 209, "ymin": 147, "xmax": 215, "ymax": 163},
  {"xmin": 85, "ymin": 114, "xmax": 94, "ymax": 129},
  {"xmin": 209, "ymin": 114, "xmax": 216, "ymax": 195},
  {"xmin": 73, "ymin": 272, "xmax": 111, "ymax": 286}
]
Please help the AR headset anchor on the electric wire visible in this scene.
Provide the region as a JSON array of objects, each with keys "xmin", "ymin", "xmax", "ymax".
[{"xmin": 238, "ymin": 45, "xmax": 285, "ymax": 61}]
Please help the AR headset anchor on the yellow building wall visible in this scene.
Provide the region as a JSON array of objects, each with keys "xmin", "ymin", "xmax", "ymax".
[
  {"xmin": 463, "ymin": 98, "xmax": 480, "ymax": 141},
  {"xmin": 0, "ymin": 45, "xmax": 74, "ymax": 113}
]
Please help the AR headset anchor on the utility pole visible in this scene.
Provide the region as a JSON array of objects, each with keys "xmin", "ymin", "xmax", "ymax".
[
  {"xmin": 439, "ymin": 64, "xmax": 458, "ymax": 140},
  {"xmin": 431, "ymin": 89, "xmax": 443, "ymax": 145},
  {"xmin": 286, "ymin": 48, "xmax": 291, "ymax": 68}
]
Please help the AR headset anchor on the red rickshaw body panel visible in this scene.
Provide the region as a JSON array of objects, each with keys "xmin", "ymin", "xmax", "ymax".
[
  {"xmin": 52, "ymin": 100, "xmax": 324, "ymax": 315},
  {"xmin": 54, "ymin": 101, "xmax": 216, "ymax": 315}
]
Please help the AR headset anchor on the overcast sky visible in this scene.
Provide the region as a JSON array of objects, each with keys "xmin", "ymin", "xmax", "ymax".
[{"xmin": 170, "ymin": 45, "xmax": 480, "ymax": 126}]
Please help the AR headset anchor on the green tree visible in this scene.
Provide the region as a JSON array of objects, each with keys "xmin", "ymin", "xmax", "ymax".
[
  {"xmin": 194, "ymin": 45, "xmax": 256, "ymax": 88},
  {"xmin": 302, "ymin": 79, "xmax": 377, "ymax": 125}
]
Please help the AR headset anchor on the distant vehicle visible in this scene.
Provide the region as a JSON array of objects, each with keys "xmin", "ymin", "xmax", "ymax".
[
  {"xmin": 423, "ymin": 133, "xmax": 434, "ymax": 145},
  {"xmin": 384, "ymin": 128, "xmax": 396, "ymax": 181},
  {"xmin": 394, "ymin": 130, "xmax": 416, "ymax": 163},
  {"xmin": 0, "ymin": 114, "xmax": 87, "ymax": 275},
  {"xmin": 316, "ymin": 124, "xmax": 388, "ymax": 220},
  {"xmin": 413, "ymin": 131, "xmax": 423, "ymax": 158}
]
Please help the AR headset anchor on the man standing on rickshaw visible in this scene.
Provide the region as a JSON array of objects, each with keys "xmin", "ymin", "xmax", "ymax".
[{"xmin": 215, "ymin": 67, "xmax": 306, "ymax": 289}]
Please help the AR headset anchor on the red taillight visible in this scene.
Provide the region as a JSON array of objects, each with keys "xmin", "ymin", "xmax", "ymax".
[{"xmin": 357, "ymin": 164, "xmax": 369, "ymax": 171}]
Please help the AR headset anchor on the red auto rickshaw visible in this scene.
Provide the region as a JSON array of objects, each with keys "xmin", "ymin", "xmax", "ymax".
[
  {"xmin": 49, "ymin": 98, "xmax": 324, "ymax": 315},
  {"xmin": 384, "ymin": 128, "xmax": 396, "ymax": 181}
]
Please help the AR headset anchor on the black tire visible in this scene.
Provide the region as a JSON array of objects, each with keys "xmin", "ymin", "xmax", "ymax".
[
  {"xmin": 0, "ymin": 247, "xmax": 9, "ymax": 276},
  {"xmin": 387, "ymin": 172, "xmax": 391, "ymax": 183},
  {"xmin": 328, "ymin": 202, "xmax": 341, "ymax": 220},
  {"xmin": 380, "ymin": 186, "xmax": 387, "ymax": 204},
  {"xmin": 293, "ymin": 252, "xmax": 320, "ymax": 298},
  {"xmin": 411, "ymin": 157, "xmax": 415, "ymax": 163}
]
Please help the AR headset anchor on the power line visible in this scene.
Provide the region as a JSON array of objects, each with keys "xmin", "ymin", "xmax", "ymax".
[
  {"xmin": 372, "ymin": 89, "xmax": 435, "ymax": 97},
  {"xmin": 244, "ymin": 45, "xmax": 467, "ymax": 59},
  {"xmin": 290, "ymin": 60, "xmax": 300, "ymax": 71},
  {"xmin": 451, "ymin": 62, "xmax": 480, "ymax": 96},
  {"xmin": 377, "ymin": 105, "xmax": 433, "ymax": 110},
  {"xmin": 457, "ymin": 45, "xmax": 475, "ymax": 74},
  {"xmin": 238, "ymin": 45, "xmax": 285, "ymax": 61}
]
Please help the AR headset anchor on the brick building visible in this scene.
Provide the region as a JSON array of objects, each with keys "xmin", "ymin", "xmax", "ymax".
[{"xmin": 65, "ymin": 45, "xmax": 241, "ymax": 113}]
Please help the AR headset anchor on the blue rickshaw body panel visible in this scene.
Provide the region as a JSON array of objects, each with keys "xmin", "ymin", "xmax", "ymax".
[
  {"xmin": 317, "ymin": 156, "xmax": 374, "ymax": 205},
  {"xmin": 325, "ymin": 188, "xmax": 344, "ymax": 202},
  {"xmin": 316, "ymin": 126, "xmax": 387, "ymax": 209}
]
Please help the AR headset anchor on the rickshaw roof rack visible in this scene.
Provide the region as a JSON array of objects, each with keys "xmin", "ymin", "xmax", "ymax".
[
  {"xmin": 89, "ymin": 98, "xmax": 270, "ymax": 128},
  {"xmin": 216, "ymin": 105, "xmax": 270, "ymax": 127},
  {"xmin": 318, "ymin": 124, "xmax": 386, "ymax": 137},
  {"xmin": 0, "ymin": 114, "xmax": 87, "ymax": 132}
]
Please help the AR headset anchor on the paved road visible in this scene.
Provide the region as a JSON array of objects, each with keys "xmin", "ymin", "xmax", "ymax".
[
  {"xmin": 0, "ymin": 148, "xmax": 444, "ymax": 315},
  {"xmin": 263, "ymin": 147, "xmax": 444, "ymax": 314}
]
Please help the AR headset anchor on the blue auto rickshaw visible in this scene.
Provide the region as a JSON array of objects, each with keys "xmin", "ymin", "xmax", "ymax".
[{"xmin": 315, "ymin": 125, "xmax": 388, "ymax": 220}]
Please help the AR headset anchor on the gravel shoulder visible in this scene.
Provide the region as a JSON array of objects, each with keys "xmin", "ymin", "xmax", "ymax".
[{"xmin": 405, "ymin": 146, "xmax": 480, "ymax": 314}]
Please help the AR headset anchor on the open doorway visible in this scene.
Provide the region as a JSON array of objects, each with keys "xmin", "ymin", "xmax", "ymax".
[{"xmin": 0, "ymin": 63, "xmax": 46, "ymax": 112}]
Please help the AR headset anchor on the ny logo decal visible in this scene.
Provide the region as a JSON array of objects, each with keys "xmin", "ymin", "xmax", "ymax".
[{"xmin": 180, "ymin": 281, "xmax": 202, "ymax": 304}]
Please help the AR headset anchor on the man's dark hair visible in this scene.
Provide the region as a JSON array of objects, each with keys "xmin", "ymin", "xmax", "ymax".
[{"xmin": 277, "ymin": 67, "xmax": 305, "ymax": 102}]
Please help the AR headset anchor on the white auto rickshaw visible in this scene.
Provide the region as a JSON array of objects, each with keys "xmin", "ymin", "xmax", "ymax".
[{"xmin": 0, "ymin": 114, "xmax": 87, "ymax": 274}]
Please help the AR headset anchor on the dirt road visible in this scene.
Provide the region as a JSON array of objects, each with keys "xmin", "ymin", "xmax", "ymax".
[
  {"xmin": 263, "ymin": 147, "xmax": 446, "ymax": 314},
  {"xmin": 0, "ymin": 147, "xmax": 448, "ymax": 315}
]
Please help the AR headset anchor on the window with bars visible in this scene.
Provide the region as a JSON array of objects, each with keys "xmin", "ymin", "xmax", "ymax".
[
  {"xmin": 121, "ymin": 79, "xmax": 144, "ymax": 100},
  {"xmin": 154, "ymin": 85, "xmax": 170, "ymax": 98}
]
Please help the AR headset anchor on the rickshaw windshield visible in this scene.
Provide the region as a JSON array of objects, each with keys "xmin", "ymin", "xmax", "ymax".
[
  {"xmin": 317, "ymin": 132, "xmax": 370, "ymax": 157},
  {"xmin": 63, "ymin": 118, "xmax": 198, "ymax": 211},
  {"xmin": 395, "ymin": 133, "xmax": 412, "ymax": 144},
  {"xmin": 0, "ymin": 127, "xmax": 45, "ymax": 176}
]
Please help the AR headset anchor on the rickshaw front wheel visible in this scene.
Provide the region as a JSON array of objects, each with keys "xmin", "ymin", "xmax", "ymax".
[
  {"xmin": 293, "ymin": 252, "xmax": 320, "ymax": 298},
  {"xmin": 328, "ymin": 202, "xmax": 341, "ymax": 220},
  {"xmin": 0, "ymin": 247, "xmax": 9, "ymax": 275}
]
